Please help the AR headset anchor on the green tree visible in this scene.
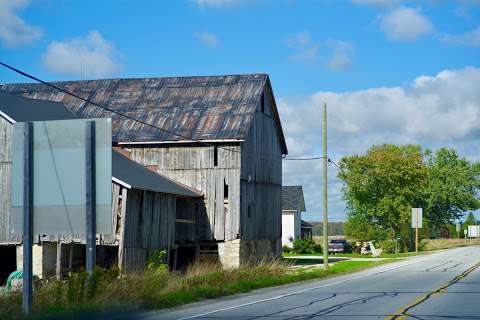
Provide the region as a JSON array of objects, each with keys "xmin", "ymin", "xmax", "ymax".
[
  {"xmin": 423, "ymin": 148, "xmax": 480, "ymax": 229},
  {"xmin": 338, "ymin": 144, "xmax": 428, "ymax": 247},
  {"xmin": 464, "ymin": 212, "xmax": 477, "ymax": 225}
]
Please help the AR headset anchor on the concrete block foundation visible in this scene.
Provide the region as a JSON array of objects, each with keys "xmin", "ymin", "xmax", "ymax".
[
  {"xmin": 218, "ymin": 238, "xmax": 281, "ymax": 269},
  {"xmin": 16, "ymin": 243, "xmax": 57, "ymax": 279}
]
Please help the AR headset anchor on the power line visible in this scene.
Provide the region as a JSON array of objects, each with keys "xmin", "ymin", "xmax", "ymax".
[
  {"xmin": 283, "ymin": 156, "xmax": 325, "ymax": 161},
  {"xmin": 0, "ymin": 62, "xmax": 251, "ymax": 157},
  {"xmin": 0, "ymin": 61, "xmax": 344, "ymax": 167},
  {"xmin": 328, "ymin": 158, "xmax": 343, "ymax": 171}
]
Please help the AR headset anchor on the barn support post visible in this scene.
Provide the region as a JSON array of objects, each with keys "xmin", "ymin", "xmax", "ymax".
[
  {"xmin": 85, "ymin": 121, "xmax": 96, "ymax": 274},
  {"xmin": 22, "ymin": 121, "xmax": 33, "ymax": 315},
  {"xmin": 56, "ymin": 241, "xmax": 62, "ymax": 280}
]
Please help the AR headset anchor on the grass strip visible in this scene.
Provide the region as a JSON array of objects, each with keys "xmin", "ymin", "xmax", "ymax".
[{"xmin": 0, "ymin": 259, "xmax": 397, "ymax": 319}]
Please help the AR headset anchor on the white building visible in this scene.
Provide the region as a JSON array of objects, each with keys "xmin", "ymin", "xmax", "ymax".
[{"xmin": 281, "ymin": 186, "xmax": 311, "ymax": 247}]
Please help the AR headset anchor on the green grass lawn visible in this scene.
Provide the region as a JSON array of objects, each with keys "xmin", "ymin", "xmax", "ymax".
[
  {"xmin": 0, "ymin": 259, "xmax": 397, "ymax": 319},
  {"xmin": 283, "ymin": 251, "xmax": 424, "ymax": 259}
]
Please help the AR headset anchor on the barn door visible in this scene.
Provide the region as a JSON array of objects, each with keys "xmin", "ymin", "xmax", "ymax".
[{"xmin": 213, "ymin": 174, "xmax": 225, "ymax": 240}]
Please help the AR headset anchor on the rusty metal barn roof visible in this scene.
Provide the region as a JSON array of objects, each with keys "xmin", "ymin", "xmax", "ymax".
[{"xmin": 0, "ymin": 74, "xmax": 287, "ymax": 153}]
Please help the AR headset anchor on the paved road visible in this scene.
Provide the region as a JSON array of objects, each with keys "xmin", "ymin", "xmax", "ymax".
[{"xmin": 143, "ymin": 246, "xmax": 480, "ymax": 320}]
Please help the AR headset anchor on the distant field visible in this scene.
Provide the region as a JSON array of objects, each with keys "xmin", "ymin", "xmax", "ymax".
[
  {"xmin": 422, "ymin": 238, "xmax": 480, "ymax": 251},
  {"xmin": 312, "ymin": 235, "xmax": 345, "ymax": 245}
]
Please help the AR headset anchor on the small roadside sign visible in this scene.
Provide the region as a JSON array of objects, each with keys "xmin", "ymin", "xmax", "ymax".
[
  {"xmin": 412, "ymin": 208, "xmax": 422, "ymax": 254},
  {"xmin": 468, "ymin": 225, "xmax": 480, "ymax": 238},
  {"xmin": 464, "ymin": 229, "xmax": 468, "ymax": 235},
  {"xmin": 456, "ymin": 223, "xmax": 461, "ymax": 233},
  {"xmin": 411, "ymin": 208, "xmax": 422, "ymax": 228}
]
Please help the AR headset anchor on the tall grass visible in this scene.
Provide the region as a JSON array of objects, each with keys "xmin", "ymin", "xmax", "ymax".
[
  {"xmin": 0, "ymin": 259, "xmax": 388, "ymax": 319},
  {"xmin": 421, "ymin": 238, "xmax": 480, "ymax": 251}
]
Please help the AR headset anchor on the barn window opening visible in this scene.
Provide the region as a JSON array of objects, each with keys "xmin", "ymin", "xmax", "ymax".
[
  {"xmin": 260, "ymin": 93, "xmax": 265, "ymax": 113},
  {"xmin": 248, "ymin": 204, "xmax": 253, "ymax": 218},
  {"xmin": 0, "ymin": 246, "xmax": 16, "ymax": 284},
  {"xmin": 224, "ymin": 180, "xmax": 229, "ymax": 201},
  {"xmin": 213, "ymin": 146, "xmax": 218, "ymax": 167}
]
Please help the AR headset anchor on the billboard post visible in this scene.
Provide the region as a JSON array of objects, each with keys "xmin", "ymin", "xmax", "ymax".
[
  {"xmin": 22, "ymin": 122, "xmax": 33, "ymax": 315},
  {"xmin": 85, "ymin": 121, "xmax": 96, "ymax": 275}
]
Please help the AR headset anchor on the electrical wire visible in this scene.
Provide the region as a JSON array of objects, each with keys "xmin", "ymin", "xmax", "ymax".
[
  {"xmin": 283, "ymin": 156, "xmax": 326, "ymax": 161},
  {"xmin": 0, "ymin": 62, "xmax": 247, "ymax": 156},
  {"xmin": 0, "ymin": 61, "xmax": 342, "ymax": 167}
]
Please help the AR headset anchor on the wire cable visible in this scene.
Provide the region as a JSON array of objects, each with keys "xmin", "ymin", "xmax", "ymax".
[
  {"xmin": 283, "ymin": 156, "xmax": 326, "ymax": 161},
  {"xmin": 0, "ymin": 61, "xmax": 344, "ymax": 167},
  {"xmin": 0, "ymin": 62, "xmax": 253, "ymax": 157}
]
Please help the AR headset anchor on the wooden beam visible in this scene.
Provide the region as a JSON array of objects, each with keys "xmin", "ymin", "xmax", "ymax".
[{"xmin": 56, "ymin": 242, "xmax": 62, "ymax": 280}]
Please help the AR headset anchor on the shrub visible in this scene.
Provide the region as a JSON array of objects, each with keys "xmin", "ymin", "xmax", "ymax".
[
  {"xmin": 282, "ymin": 245, "xmax": 292, "ymax": 254},
  {"xmin": 378, "ymin": 240, "xmax": 397, "ymax": 254},
  {"xmin": 147, "ymin": 250, "xmax": 168, "ymax": 272},
  {"xmin": 292, "ymin": 238, "xmax": 322, "ymax": 254}
]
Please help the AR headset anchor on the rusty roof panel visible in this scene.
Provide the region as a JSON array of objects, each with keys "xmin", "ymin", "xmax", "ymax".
[{"xmin": 1, "ymin": 74, "xmax": 287, "ymax": 153}]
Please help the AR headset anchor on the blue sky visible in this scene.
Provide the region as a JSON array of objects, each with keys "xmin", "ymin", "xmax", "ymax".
[{"xmin": 1, "ymin": 0, "xmax": 480, "ymax": 221}]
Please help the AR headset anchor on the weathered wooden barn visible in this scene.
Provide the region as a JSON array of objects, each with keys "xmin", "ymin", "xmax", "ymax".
[
  {"xmin": 1, "ymin": 74, "xmax": 288, "ymax": 267},
  {"xmin": 0, "ymin": 91, "xmax": 202, "ymax": 280}
]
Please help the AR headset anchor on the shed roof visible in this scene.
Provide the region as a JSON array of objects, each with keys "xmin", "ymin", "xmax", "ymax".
[
  {"xmin": 0, "ymin": 91, "xmax": 201, "ymax": 197},
  {"xmin": 301, "ymin": 220, "xmax": 313, "ymax": 229},
  {"xmin": 0, "ymin": 74, "xmax": 288, "ymax": 154},
  {"xmin": 112, "ymin": 151, "xmax": 202, "ymax": 197},
  {"xmin": 0, "ymin": 90, "xmax": 76, "ymax": 123},
  {"xmin": 281, "ymin": 186, "xmax": 306, "ymax": 212}
]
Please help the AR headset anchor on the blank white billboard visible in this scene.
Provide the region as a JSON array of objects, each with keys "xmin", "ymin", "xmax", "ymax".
[{"xmin": 10, "ymin": 118, "xmax": 112, "ymax": 236}]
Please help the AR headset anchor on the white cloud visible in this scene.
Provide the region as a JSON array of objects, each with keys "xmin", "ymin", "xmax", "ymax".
[
  {"xmin": 286, "ymin": 31, "xmax": 319, "ymax": 62},
  {"xmin": 380, "ymin": 7, "xmax": 433, "ymax": 41},
  {"xmin": 289, "ymin": 45, "xmax": 319, "ymax": 62},
  {"xmin": 194, "ymin": 31, "xmax": 220, "ymax": 47},
  {"xmin": 326, "ymin": 40, "xmax": 355, "ymax": 71},
  {"xmin": 195, "ymin": 0, "xmax": 239, "ymax": 7},
  {"xmin": 442, "ymin": 27, "xmax": 480, "ymax": 47},
  {"xmin": 42, "ymin": 30, "xmax": 121, "ymax": 78},
  {"xmin": 0, "ymin": 0, "xmax": 42, "ymax": 47},
  {"xmin": 280, "ymin": 67, "xmax": 480, "ymax": 220},
  {"xmin": 286, "ymin": 31, "xmax": 311, "ymax": 47},
  {"xmin": 352, "ymin": 0, "xmax": 399, "ymax": 6}
]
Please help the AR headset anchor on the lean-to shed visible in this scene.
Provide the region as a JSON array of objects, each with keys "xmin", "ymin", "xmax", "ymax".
[
  {"xmin": 1, "ymin": 74, "xmax": 288, "ymax": 268},
  {"xmin": 0, "ymin": 91, "xmax": 202, "ymax": 280}
]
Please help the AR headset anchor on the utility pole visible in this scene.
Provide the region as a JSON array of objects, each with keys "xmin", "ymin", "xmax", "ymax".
[{"xmin": 322, "ymin": 102, "xmax": 329, "ymax": 271}]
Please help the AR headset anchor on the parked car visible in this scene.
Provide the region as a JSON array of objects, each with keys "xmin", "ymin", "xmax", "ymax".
[{"xmin": 328, "ymin": 239, "xmax": 352, "ymax": 254}]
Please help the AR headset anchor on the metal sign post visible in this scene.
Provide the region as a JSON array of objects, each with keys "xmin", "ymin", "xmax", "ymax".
[
  {"xmin": 411, "ymin": 208, "xmax": 423, "ymax": 253},
  {"xmin": 85, "ymin": 121, "xmax": 96, "ymax": 274},
  {"xmin": 456, "ymin": 223, "xmax": 461, "ymax": 239},
  {"xmin": 416, "ymin": 210, "xmax": 418, "ymax": 253},
  {"xmin": 22, "ymin": 122, "xmax": 33, "ymax": 315}
]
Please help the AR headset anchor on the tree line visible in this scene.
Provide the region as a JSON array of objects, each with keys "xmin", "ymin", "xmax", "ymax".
[
  {"xmin": 311, "ymin": 222, "xmax": 345, "ymax": 236},
  {"xmin": 338, "ymin": 144, "xmax": 480, "ymax": 250}
]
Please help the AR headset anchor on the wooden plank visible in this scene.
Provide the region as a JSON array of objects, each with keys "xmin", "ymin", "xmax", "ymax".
[
  {"xmin": 117, "ymin": 187, "xmax": 128, "ymax": 272},
  {"xmin": 56, "ymin": 242, "xmax": 62, "ymax": 280}
]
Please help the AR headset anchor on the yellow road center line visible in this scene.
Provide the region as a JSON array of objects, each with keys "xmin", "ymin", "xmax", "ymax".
[{"xmin": 384, "ymin": 261, "xmax": 480, "ymax": 320}]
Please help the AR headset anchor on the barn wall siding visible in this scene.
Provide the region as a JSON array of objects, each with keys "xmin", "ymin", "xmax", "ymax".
[
  {"xmin": 121, "ymin": 189, "xmax": 176, "ymax": 273},
  {"xmin": 240, "ymin": 92, "xmax": 283, "ymax": 242},
  {"xmin": 129, "ymin": 146, "xmax": 241, "ymax": 241},
  {"xmin": 0, "ymin": 117, "xmax": 14, "ymax": 243}
]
